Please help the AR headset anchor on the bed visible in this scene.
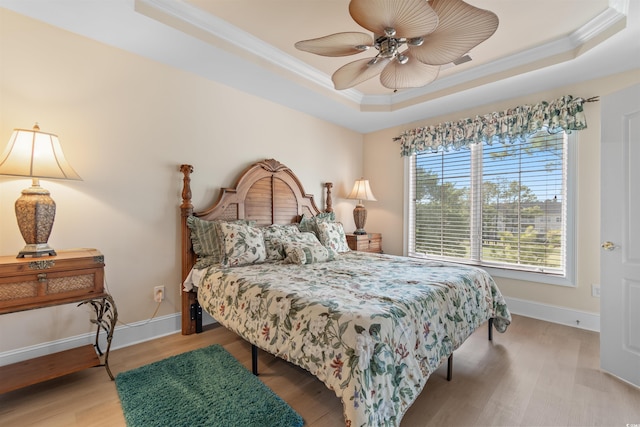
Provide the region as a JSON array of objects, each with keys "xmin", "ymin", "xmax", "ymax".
[{"xmin": 179, "ymin": 158, "xmax": 511, "ymax": 427}]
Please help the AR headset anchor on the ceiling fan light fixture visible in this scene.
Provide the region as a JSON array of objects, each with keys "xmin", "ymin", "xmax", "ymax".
[
  {"xmin": 295, "ymin": 0, "xmax": 498, "ymax": 91},
  {"xmin": 377, "ymin": 38, "xmax": 397, "ymax": 57}
]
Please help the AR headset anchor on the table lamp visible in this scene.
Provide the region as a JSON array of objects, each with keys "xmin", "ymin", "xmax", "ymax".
[
  {"xmin": 0, "ymin": 123, "xmax": 81, "ymax": 258},
  {"xmin": 346, "ymin": 178, "xmax": 376, "ymax": 235}
]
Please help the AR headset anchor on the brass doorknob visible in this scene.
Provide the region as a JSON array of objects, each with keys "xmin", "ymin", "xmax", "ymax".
[{"xmin": 601, "ymin": 241, "xmax": 616, "ymax": 251}]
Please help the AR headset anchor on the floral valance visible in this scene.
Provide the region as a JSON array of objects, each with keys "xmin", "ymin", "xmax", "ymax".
[{"xmin": 396, "ymin": 95, "xmax": 598, "ymax": 157}]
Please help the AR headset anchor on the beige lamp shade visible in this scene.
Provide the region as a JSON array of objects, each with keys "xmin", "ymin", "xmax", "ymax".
[
  {"xmin": 346, "ymin": 179, "xmax": 377, "ymax": 235},
  {"xmin": 346, "ymin": 178, "xmax": 377, "ymax": 203},
  {"xmin": 0, "ymin": 124, "xmax": 81, "ymax": 258},
  {"xmin": 0, "ymin": 124, "xmax": 81, "ymax": 180}
]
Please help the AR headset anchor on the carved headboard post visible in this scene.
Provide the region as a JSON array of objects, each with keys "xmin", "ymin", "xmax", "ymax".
[
  {"xmin": 324, "ymin": 182, "xmax": 333, "ymax": 213},
  {"xmin": 180, "ymin": 164, "xmax": 194, "ymax": 212},
  {"xmin": 179, "ymin": 164, "xmax": 197, "ymax": 335},
  {"xmin": 179, "ymin": 164, "xmax": 195, "ymax": 276}
]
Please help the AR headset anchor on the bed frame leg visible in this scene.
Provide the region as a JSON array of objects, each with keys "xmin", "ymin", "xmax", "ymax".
[
  {"xmin": 444, "ymin": 318, "xmax": 494, "ymax": 382},
  {"xmin": 189, "ymin": 302, "xmax": 203, "ymax": 333},
  {"xmin": 251, "ymin": 344, "xmax": 258, "ymax": 376}
]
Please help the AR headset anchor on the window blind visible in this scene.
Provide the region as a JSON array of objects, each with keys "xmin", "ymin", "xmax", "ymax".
[{"xmin": 409, "ymin": 130, "xmax": 567, "ymax": 275}]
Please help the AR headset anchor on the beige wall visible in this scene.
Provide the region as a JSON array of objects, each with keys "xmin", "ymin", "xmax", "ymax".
[
  {"xmin": 2, "ymin": 7, "xmax": 639, "ymax": 356},
  {"xmin": 0, "ymin": 10, "xmax": 362, "ymax": 352},
  {"xmin": 363, "ymin": 70, "xmax": 640, "ymax": 315}
]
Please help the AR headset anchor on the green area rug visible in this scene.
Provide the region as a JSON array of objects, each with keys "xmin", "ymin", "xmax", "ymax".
[{"xmin": 115, "ymin": 344, "xmax": 304, "ymax": 427}]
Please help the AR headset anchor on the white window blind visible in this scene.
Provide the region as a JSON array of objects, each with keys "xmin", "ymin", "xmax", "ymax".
[{"xmin": 408, "ymin": 130, "xmax": 570, "ymax": 277}]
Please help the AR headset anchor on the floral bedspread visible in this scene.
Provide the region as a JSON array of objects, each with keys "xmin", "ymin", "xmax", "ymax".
[{"xmin": 196, "ymin": 251, "xmax": 511, "ymax": 427}]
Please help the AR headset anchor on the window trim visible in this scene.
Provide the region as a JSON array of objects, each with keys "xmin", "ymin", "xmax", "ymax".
[{"xmin": 403, "ymin": 133, "xmax": 578, "ymax": 287}]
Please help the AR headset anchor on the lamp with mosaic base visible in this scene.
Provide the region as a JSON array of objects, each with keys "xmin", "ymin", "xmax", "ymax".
[
  {"xmin": 0, "ymin": 124, "xmax": 81, "ymax": 258},
  {"xmin": 346, "ymin": 178, "xmax": 377, "ymax": 235}
]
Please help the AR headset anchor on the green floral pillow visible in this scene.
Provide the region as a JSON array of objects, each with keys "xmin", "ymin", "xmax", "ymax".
[
  {"xmin": 282, "ymin": 240, "xmax": 338, "ymax": 265},
  {"xmin": 316, "ymin": 221, "xmax": 351, "ymax": 253},
  {"xmin": 268, "ymin": 232, "xmax": 320, "ymax": 261},
  {"xmin": 187, "ymin": 217, "xmax": 257, "ymax": 269},
  {"xmin": 261, "ymin": 224, "xmax": 301, "ymax": 261},
  {"xmin": 297, "ymin": 213, "xmax": 316, "ymax": 234},
  {"xmin": 287, "ymin": 232, "xmax": 321, "ymax": 244},
  {"xmin": 297, "ymin": 212, "xmax": 335, "ymax": 236},
  {"xmin": 217, "ymin": 222, "xmax": 266, "ymax": 267}
]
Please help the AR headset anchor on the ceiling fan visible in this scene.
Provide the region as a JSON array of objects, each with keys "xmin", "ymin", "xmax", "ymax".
[{"xmin": 294, "ymin": 0, "xmax": 499, "ymax": 91}]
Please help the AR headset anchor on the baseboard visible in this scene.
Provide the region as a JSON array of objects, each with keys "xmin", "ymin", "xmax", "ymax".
[
  {"xmin": 0, "ymin": 298, "xmax": 597, "ymax": 366},
  {"xmin": 504, "ymin": 296, "xmax": 600, "ymax": 332},
  {"xmin": 0, "ymin": 313, "xmax": 182, "ymax": 367}
]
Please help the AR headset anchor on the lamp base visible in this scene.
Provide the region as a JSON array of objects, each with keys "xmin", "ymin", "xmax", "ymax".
[
  {"xmin": 17, "ymin": 243, "xmax": 57, "ymax": 258},
  {"xmin": 353, "ymin": 204, "xmax": 368, "ymax": 236},
  {"xmin": 14, "ymin": 180, "xmax": 57, "ymax": 259}
]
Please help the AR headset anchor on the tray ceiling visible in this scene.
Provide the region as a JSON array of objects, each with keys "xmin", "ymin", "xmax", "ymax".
[{"xmin": 0, "ymin": 0, "xmax": 638, "ymax": 132}]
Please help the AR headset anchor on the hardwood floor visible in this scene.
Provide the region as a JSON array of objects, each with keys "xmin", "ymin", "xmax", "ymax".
[{"xmin": 1, "ymin": 314, "xmax": 638, "ymax": 426}]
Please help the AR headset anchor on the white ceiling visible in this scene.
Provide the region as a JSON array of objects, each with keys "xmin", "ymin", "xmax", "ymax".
[{"xmin": 1, "ymin": 0, "xmax": 639, "ymax": 133}]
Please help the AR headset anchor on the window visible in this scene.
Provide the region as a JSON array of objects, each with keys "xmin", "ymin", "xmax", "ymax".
[{"xmin": 406, "ymin": 130, "xmax": 576, "ymax": 285}]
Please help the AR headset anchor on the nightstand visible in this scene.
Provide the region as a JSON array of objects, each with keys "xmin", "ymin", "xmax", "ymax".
[
  {"xmin": 0, "ymin": 249, "xmax": 117, "ymax": 393},
  {"xmin": 346, "ymin": 233, "xmax": 383, "ymax": 253}
]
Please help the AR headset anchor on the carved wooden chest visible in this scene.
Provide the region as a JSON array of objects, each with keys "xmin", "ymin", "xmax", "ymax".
[{"xmin": 0, "ymin": 249, "xmax": 105, "ymax": 314}]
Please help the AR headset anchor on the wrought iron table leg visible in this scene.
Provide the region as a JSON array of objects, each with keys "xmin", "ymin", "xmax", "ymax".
[{"xmin": 79, "ymin": 294, "xmax": 118, "ymax": 380}]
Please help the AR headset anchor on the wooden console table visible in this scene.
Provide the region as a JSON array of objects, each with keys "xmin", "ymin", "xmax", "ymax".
[{"xmin": 0, "ymin": 249, "xmax": 117, "ymax": 394}]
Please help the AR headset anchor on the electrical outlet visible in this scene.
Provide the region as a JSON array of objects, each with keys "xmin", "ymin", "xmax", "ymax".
[
  {"xmin": 154, "ymin": 286, "xmax": 165, "ymax": 302},
  {"xmin": 591, "ymin": 284, "xmax": 600, "ymax": 298}
]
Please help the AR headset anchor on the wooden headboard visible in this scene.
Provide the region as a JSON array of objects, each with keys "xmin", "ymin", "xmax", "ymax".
[{"xmin": 179, "ymin": 158, "xmax": 333, "ymax": 334}]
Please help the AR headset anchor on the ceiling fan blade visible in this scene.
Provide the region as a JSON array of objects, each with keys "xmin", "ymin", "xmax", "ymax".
[
  {"xmin": 295, "ymin": 32, "xmax": 374, "ymax": 57},
  {"xmin": 349, "ymin": 0, "xmax": 439, "ymax": 39},
  {"xmin": 332, "ymin": 57, "xmax": 391, "ymax": 90},
  {"xmin": 380, "ymin": 51, "xmax": 440, "ymax": 90},
  {"xmin": 410, "ymin": 0, "xmax": 499, "ymax": 65}
]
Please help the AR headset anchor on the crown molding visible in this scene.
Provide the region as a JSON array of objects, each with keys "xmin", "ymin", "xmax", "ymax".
[
  {"xmin": 362, "ymin": 4, "xmax": 628, "ymax": 109},
  {"xmin": 137, "ymin": 0, "xmax": 627, "ymax": 112},
  {"xmin": 135, "ymin": 0, "xmax": 365, "ymax": 106}
]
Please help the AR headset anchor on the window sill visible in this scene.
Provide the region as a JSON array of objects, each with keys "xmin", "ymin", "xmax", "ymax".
[
  {"xmin": 407, "ymin": 253, "xmax": 575, "ymax": 287},
  {"xmin": 482, "ymin": 266, "xmax": 574, "ymax": 287}
]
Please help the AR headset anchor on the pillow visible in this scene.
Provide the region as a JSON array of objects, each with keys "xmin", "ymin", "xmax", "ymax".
[
  {"xmin": 287, "ymin": 232, "xmax": 322, "ymax": 244},
  {"xmin": 186, "ymin": 217, "xmax": 257, "ymax": 269},
  {"xmin": 297, "ymin": 213, "xmax": 316, "ymax": 234},
  {"xmin": 261, "ymin": 224, "xmax": 301, "ymax": 261},
  {"xmin": 282, "ymin": 240, "xmax": 338, "ymax": 265},
  {"xmin": 266, "ymin": 231, "xmax": 320, "ymax": 261},
  {"xmin": 316, "ymin": 211, "xmax": 336, "ymax": 222},
  {"xmin": 187, "ymin": 216, "xmax": 222, "ymax": 269},
  {"xmin": 216, "ymin": 221, "xmax": 266, "ymax": 267},
  {"xmin": 297, "ymin": 212, "xmax": 336, "ymax": 236},
  {"xmin": 316, "ymin": 221, "xmax": 351, "ymax": 253}
]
